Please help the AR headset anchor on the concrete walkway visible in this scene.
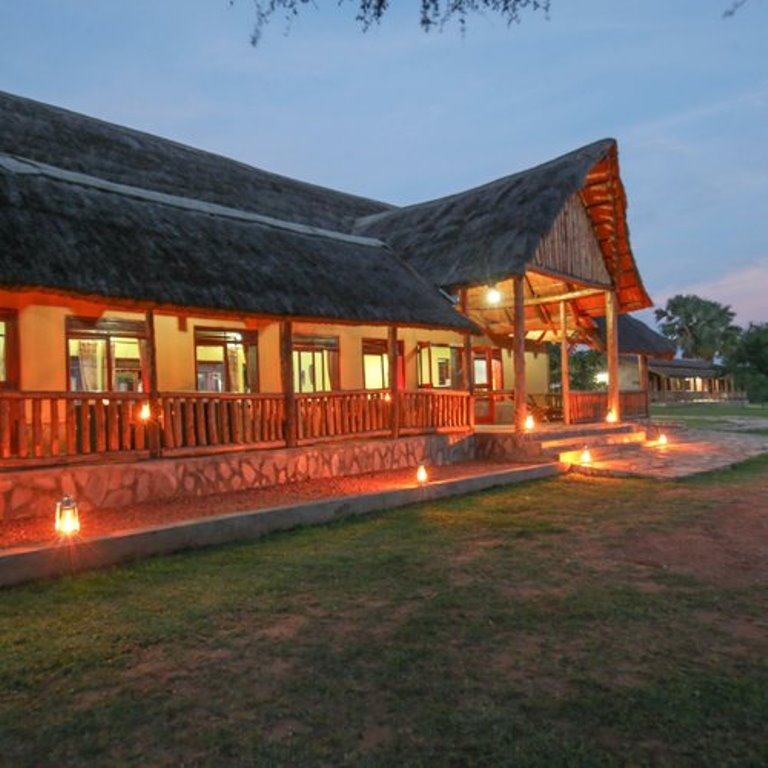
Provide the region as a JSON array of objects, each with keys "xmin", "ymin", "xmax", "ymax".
[{"xmin": 573, "ymin": 428, "xmax": 768, "ymax": 479}]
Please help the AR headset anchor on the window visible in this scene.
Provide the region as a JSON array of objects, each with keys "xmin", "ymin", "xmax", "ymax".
[
  {"xmin": 417, "ymin": 342, "xmax": 462, "ymax": 389},
  {"xmin": 362, "ymin": 339, "xmax": 405, "ymax": 390},
  {"xmin": 293, "ymin": 335, "xmax": 339, "ymax": 393},
  {"xmin": 67, "ymin": 317, "xmax": 147, "ymax": 393},
  {"xmin": 195, "ymin": 329, "xmax": 259, "ymax": 393},
  {"xmin": 0, "ymin": 310, "xmax": 19, "ymax": 390}
]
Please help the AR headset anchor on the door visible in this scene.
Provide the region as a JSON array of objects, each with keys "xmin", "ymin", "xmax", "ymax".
[{"xmin": 473, "ymin": 348, "xmax": 503, "ymax": 424}]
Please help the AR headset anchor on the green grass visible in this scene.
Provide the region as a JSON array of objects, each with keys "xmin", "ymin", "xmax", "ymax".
[
  {"xmin": 651, "ymin": 402, "xmax": 768, "ymax": 432},
  {"xmin": 2, "ymin": 465, "xmax": 768, "ymax": 766}
]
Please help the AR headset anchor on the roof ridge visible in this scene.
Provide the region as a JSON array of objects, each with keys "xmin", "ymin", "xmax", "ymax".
[{"xmin": 0, "ymin": 152, "xmax": 388, "ymax": 249}]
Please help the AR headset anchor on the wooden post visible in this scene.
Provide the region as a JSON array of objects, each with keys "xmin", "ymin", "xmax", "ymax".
[
  {"xmin": 513, "ymin": 276, "xmax": 527, "ymax": 433},
  {"xmin": 279, "ymin": 320, "xmax": 297, "ymax": 447},
  {"xmin": 638, "ymin": 354, "xmax": 649, "ymax": 417},
  {"xmin": 388, "ymin": 325, "xmax": 400, "ymax": 439},
  {"xmin": 145, "ymin": 309, "xmax": 162, "ymax": 458},
  {"xmin": 460, "ymin": 288, "xmax": 475, "ymax": 428},
  {"xmin": 560, "ymin": 301, "xmax": 571, "ymax": 425},
  {"xmin": 605, "ymin": 290, "xmax": 621, "ymax": 421}
]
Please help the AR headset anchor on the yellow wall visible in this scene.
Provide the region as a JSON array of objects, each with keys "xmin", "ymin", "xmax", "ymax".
[{"xmin": 499, "ymin": 346, "xmax": 550, "ymax": 394}]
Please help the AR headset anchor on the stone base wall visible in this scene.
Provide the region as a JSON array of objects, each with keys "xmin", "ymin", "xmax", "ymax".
[
  {"xmin": 0, "ymin": 433, "xmax": 475, "ymax": 521},
  {"xmin": 474, "ymin": 433, "xmax": 544, "ymax": 462}
]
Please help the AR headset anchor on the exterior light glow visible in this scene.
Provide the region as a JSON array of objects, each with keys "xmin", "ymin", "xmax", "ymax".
[
  {"xmin": 139, "ymin": 403, "xmax": 151, "ymax": 421},
  {"xmin": 580, "ymin": 447, "xmax": 592, "ymax": 464},
  {"xmin": 606, "ymin": 410, "xmax": 617, "ymax": 424},
  {"xmin": 416, "ymin": 464, "xmax": 428, "ymax": 484},
  {"xmin": 524, "ymin": 414, "xmax": 535, "ymax": 431},
  {"xmin": 594, "ymin": 371, "xmax": 609, "ymax": 385},
  {"xmin": 55, "ymin": 495, "xmax": 80, "ymax": 537},
  {"xmin": 658, "ymin": 433, "xmax": 668, "ymax": 446},
  {"xmin": 384, "ymin": 392, "xmax": 392, "ymax": 403},
  {"xmin": 486, "ymin": 286, "xmax": 502, "ymax": 305}
]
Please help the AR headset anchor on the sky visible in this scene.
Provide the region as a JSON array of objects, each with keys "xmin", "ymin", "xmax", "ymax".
[{"xmin": 1, "ymin": 0, "xmax": 767, "ymax": 327}]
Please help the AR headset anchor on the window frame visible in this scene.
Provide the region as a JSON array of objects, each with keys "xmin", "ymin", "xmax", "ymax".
[
  {"xmin": 194, "ymin": 327, "xmax": 259, "ymax": 393},
  {"xmin": 292, "ymin": 335, "xmax": 340, "ymax": 394},
  {"xmin": 0, "ymin": 309, "xmax": 19, "ymax": 391},
  {"xmin": 416, "ymin": 341, "xmax": 463, "ymax": 390},
  {"xmin": 361, "ymin": 338, "xmax": 405, "ymax": 391}
]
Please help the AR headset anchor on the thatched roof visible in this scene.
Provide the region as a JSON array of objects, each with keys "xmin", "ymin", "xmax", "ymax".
[
  {"xmin": 593, "ymin": 315, "xmax": 676, "ymax": 358},
  {"xmin": 0, "ymin": 90, "xmax": 392, "ymax": 232},
  {"xmin": 0, "ymin": 154, "xmax": 474, "ymax": 331},
  {"xmin": 648, "ymin": 358, "xmax": 724, "ymax": 379},
  {"xmin": 354, "ymin": 139, "xmax": 651, "ymax": 313}
]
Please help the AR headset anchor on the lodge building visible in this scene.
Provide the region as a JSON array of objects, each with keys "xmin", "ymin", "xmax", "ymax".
[{"xmin": 0, "ymin": 91, "xmax": 657, "ymax": 519}]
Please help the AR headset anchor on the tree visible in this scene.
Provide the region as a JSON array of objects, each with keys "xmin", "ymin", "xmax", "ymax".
[
  {"xmin": 726, "ymin": 323, "xmax": 768, "ymax": 403},
  {"xmin": 549, "ymin": 344, "xmax": 605, "ymax": 391},
  {"xmin": 654, "ymin": 294, "xmax": 741, "ymax": 362},
  {"xmin": 237, "ymin": 0, "xmax": 750, "ymax": 45}
]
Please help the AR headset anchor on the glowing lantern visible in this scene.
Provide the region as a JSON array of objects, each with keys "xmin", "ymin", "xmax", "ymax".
[
  {"xmin": 606, "ymin": 410, "xmax": 617, "ymax": 424},
  {"xmin": 416, "ymin": 464, "xmax": 428, "ymax": 484},
  {"xmin": 486, "ymin": 286, "xmax": 502, "ymax": 305},
  {"xmin": 524, "ymin": 414, "xmax": 535, "ymax": 431},
  {"xmin": 658, "ymin": 433, "xmax": 668, "ymax": 446},
  {"xmin": 384, "ymin": 392, "xmax": 392, "ymax": 403},
  {"xmin": 139, "ymin": 402, "xmax": 151, "ymax": 421},
  {"xmin": 580, "ymin": 447, "xmax": 592, "ymax": 465},
  {"xmin": 55, "ymin": 495, "xmax": 80, "ymax": 537}
]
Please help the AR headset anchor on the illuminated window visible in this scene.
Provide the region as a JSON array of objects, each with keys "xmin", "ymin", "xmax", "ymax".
[
  {"xmin": 195, "ymin": 329, "xmax": 259, "ymax": 393},
  {"xmin": 0, "ymin": 310, "xmax": 19, "ymax": 390},
  {"xmin": 293, "ymin": 336, "xmax": 339, "ymax": 393},
  {"xmin": 67, "ymin": 317, "xmax": 147, "ymax": 393},
  {"xmin": 362, "ymin": 339, "xmax": 404, "ymax": 390},
  {"xmin": 417, "ymin": 342, "xmax": 462, "ymax": 388}
]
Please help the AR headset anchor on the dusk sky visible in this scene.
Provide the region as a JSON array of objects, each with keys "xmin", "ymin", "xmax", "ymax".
[{"xmin": 2, "ymin": 1, "xmax": 767, "ymax": 326}]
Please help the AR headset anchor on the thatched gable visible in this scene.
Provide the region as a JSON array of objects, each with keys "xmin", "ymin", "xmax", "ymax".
[
  {"xmin": 0, "ymin": 154, "xmax": 474, "ymax": 331},
  {"xmin": 0, "ymin": 91, "xmax": 392, "ymax": 232},
  {"xmin": 648, "ymin": 358, "xmax": 724, "ymax": 379},
  {"xmin": 354, "ymin": 139, "xmax": 651, "ymax": 314},
  {"xmin": 593, "ymin": 315, "xmax": 676, "ymax": 358}
]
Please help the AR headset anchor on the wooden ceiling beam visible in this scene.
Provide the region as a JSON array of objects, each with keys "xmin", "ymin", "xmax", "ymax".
[{"xmin": 524, "ymin": 287, "xmax": 605, "ymax": 307}]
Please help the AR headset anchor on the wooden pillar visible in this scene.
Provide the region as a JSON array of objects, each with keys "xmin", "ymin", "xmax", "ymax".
[
  {"xmin": 638, "ymin": 354, "xmax": 649, "ymax": 417},
  {"xmin": 388, "ymin": 325, "xmax": 400, "ymax": 439},
  {"xmin": 279, "ymin": 320, "xmax": 296, "ymax": 448},
  {"xmin": 513, "ymin": 276, "xmax": 527, "ymax": 433},
  {"xmin": 144, "ymin": 309, "xmax": 162, "ymax": 458},
  {"xmin": 605, "ymin": 290, "xmax": 621, "ymax": 421},
  {"xmin": 560, "ymin": 301, "xmax": 571, "ymax": 425},
  {"xmin": 460, "ymin": 289, "xmax": 475, "ymax": 428}
]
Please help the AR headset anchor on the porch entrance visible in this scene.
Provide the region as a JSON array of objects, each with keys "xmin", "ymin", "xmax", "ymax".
[{"xmin": 473, "ymin": 347, "xmax": 504, "ymax": 424}]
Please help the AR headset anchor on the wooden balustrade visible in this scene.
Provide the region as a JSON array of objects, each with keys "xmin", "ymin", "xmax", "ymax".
[
  {"xmin": 569, "ymin": 391, "xmax": 608, "ymax": 424},
  {"xmin": 620, "ymin": 390, "xmax": 650, "ymax": 419},
  {"xmin": 0, "ymin": 388, "xmax": 472, "ymax": 467},
  {"xmin": 399, "ymin": 390, "xmax": 471, "ymax": 433},
  {"xmin": 0, "ymin": 392, "xmax": 148, "ymax": 464}
]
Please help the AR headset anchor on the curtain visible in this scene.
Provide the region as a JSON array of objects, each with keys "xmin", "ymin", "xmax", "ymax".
[
  {"xmin": 226, "ymin": 346, "xmax": 240, "ymax": 392},
  {"xmin": 78, "ymin": 340, "xmax": 101, "ymax": 391}
]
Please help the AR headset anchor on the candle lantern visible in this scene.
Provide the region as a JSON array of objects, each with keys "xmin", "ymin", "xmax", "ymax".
[
  {"xmin": 55, "ymin": 495, "xmax": 80, "ymax": 537},
  {"xmin": 416, "ymin": 464, "xmax": 428, "ymax": 484}
]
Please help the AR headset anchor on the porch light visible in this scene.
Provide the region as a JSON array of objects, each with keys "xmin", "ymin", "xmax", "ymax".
[
  {"xmin": 486, "ymin": 285, "xmax": 502, "ymax": 305},
  {"xmin": 54, "ymin": 495, "xmax": 80, "ymax": 537},
  {"xmin": 606, "ymin": 409, "xmax": 617, "ymax": 424},
  {"xmin": 524, "ymin": 414, "xmax": 535, "ymax": 431},
  {"xmin": 416, "ymin": 464, "xmax": 428, "ymax": 484},
  {"xmin": 580, "ymin": 447, "xmax": 592, "ymax": 465},
  {"xmin": 139, "ymin": 402, "xmax": 151, "ymax": 421}
]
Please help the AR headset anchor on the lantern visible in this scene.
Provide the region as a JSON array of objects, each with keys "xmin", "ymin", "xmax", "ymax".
[
  {"xmin": 524, "ymin": 414, "xmax": 535, "ymax": 431},
  {"xmin": 384, "ymin": 392, "xmax": 392, "ymax": 403},
  {"xmin": 580, "ymin": 447, "xmax": 592, "ymax": 465},
  {"xmin": 416, "ymin": 464, "xmax": 428, "ymax": 484},
  {"xmin": 55, "ymin": 495, "xmax": 80, "ymax": 537},
  {"xmin": 486, "ymin": 286, "xmax": 501, "ymax": 305},
  {"xmin": 139, "ymin": 402, "xmax": 151, "ymax": 422},
  {"xmin": 606, "ymin": 410, "xmax": 617, "ymax": 424},
  {"xmin": 658, "ymin": 433, "xmax": 668, "ymax": 446}
]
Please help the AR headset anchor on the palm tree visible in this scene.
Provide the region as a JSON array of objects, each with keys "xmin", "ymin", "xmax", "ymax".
[{"xmin": 655, "ymin": 294, "xmax": 741, "ymax": 361}]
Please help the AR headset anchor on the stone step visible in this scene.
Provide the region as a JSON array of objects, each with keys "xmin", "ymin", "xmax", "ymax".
[
  {"xmin": 542, "ymin": 429, "xmax": 648, "ymax": 456},
  {"xmin": 559, "ymin": 439, "xmax": 647, "ymax": 465}
]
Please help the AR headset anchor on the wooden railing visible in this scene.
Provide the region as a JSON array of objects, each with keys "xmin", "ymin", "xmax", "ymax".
[
  {"xmin": 569, "ymin": 391, "xmax": 608, "ymax": 424},
  {"xmin": 620, "ymin": 390, "xmax": 649, "ymax": 419},
  {"xmin": 296, "ymin": 391, "xmax": 391, "ymax": 442},
  {"xmin": 399, "ymin": 390, "xmax": 472, "ymax": 433},
  {"xmin": 650, "ymin": 390, "xmax": 747, "ymax": 404},
  {"xmin": 158, "ymin": 393, "xmax": 285, "ymax": 454},
  {"xmin": 0, "ymin": 388, "xmax": 472, "ymax": 466},
  {"xmin": 0, "ymin": 391, "xmax": 148, "ymax": 463}
]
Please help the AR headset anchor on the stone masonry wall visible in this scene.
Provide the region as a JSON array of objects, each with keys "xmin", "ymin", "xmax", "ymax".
[{"xmin": 0, "ymin": 433, "xmax": 475, "ymax": 521}]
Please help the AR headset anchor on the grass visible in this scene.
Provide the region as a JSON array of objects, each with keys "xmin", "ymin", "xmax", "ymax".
[
  {"xmin": 651, "ymin": 401, "xmax": 768, "ymax": 433},
  {"xmin": 2, "ymin": 460, "xmax": 768, "ymax": 766}
]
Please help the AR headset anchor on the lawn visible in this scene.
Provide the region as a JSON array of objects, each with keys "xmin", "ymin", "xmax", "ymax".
[
  {"xmin": 652, "ymin": 401, "xmax": 768, "ymax": 433},
  {"xmin": 2, "ymin": 458, "xmax": 768, "ymax": 766}
]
